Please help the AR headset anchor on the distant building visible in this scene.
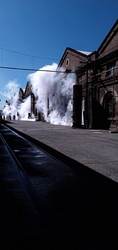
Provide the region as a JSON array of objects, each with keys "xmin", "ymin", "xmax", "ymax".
[{"xmin": 18, "ymin": 82, "xmax": 38, "ymax": 119}]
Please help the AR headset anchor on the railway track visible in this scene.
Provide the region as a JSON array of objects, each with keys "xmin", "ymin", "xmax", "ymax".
[
  {"xmin": 0, "ymin": 123, "xmax": 77, "ymax": 211},
  {"xmin": 1, "ymin": 123, "xmax": 118, "ymax": 249},
  {"xmin": 0, "ymin": 123, "xmax": 57, "ymax": 249}
]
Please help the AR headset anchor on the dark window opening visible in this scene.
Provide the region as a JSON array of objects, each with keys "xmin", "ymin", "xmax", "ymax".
[
  {"xmin": 103, "ymin": 92, "xmax": 115, "ymax": 117},
  {"xmin": 66, "ymin": 59, "xmax": 69, "ymax": 66}
]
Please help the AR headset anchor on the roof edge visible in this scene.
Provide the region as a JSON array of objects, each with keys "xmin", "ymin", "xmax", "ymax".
[
  {"xmin": 97, "ymin": 19, "xmax": 118, "ymax": 53},
  {"xmin": 58, "ymin": 47, "xmax": 91, "ymax": 67}
]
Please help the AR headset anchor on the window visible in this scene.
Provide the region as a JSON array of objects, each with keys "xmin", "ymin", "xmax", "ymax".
[
  {"xmin": 66, "ymin": 59, "xmax": 69, "ymax": 67},
  {"xmin": 103, "ymin": 92, "xmax": 115, "ymax": 117},
  {"xmin": 107, "ymin": 63, "xmax": 116, "ymax": 76}
]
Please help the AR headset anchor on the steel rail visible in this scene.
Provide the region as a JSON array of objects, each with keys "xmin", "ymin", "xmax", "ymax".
[{"xmin": 0, "ymin": 130, "xmax": 51, "ymax": 217}]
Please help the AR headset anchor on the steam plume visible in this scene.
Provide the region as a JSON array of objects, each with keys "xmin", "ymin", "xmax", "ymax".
[{"xmin": 3, "ymin": 63, "xmax": 76, "ymax": 126}]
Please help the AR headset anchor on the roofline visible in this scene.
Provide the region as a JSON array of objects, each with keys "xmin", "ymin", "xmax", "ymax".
[
  {"xmin": 58, "ymin": 47, "xmax": 90, "ymax": 67},
  {"xmin": 97, "ymin": 19, "xmax": 118, "ymax": 53}
]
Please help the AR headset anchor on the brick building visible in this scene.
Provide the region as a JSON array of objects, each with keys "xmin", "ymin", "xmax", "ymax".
[
  {"xmin": 18, "ymin": 81, "xmax": 38, "ymax": 119},
  {"xmin": 93, "ymin": 20, "xmax": 118, "ymax": 129},
  {"xmin": 18, "ymin": 19, "xmax": 118, "ymax": 129},
  {"xmin": 58, "ymin": 19, "xmax": 118, "ymax": 129},
  {"xmin": 58, "ymin": 47, "xmax": 94, "ymax": 128}
]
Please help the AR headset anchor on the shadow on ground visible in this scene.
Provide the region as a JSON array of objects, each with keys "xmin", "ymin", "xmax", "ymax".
[{"xmin": 1, "ymin": 122, "xmax": 118, "ymax": 249}]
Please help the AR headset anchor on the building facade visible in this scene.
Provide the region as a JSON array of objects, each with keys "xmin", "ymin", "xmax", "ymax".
[
  {"xmin": 17, "ymin": 20, "xmax": 118, "ymax": 129},
  {"xmin": 93, "ymin": 20, "xmax": 118, "ymax": 129},
  {"xmin": 58, "ymin": 19, "xmax": 118, "ymax": 129}
]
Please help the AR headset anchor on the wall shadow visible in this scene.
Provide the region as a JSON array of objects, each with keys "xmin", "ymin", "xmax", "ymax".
[{"xmin": 92, "ymin": 99, "xmax": 110, "ymax": 129}]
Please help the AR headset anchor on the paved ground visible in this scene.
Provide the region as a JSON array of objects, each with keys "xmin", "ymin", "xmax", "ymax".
[
  {"xmin": 1, "ymin": 120, "xmax": 118, "ymax": 249},
  {"xmin": 6, "ymin": 120, "xmax": 118, "ymax": 182}
]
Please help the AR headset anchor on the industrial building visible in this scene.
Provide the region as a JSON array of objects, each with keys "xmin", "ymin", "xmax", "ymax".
[
  {"xmin": 58, "ymin": 19, "xmax": 118, "ymax": 129},
  {"xmin": 18, "ymin": 19, "xmax": 118, "ymax": 129}
]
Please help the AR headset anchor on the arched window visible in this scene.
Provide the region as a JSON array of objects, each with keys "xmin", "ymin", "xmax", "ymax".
[{"xmin": 103, "ymin": 92, "xmax": 115, "ymax": 118}]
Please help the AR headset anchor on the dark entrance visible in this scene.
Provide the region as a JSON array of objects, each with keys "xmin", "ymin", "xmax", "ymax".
[
  {"xmin": 72, "ymin": 85, "xmax": 82, "ymax": 128},
  {"xmin": 103, "ymin": 92, "xmax": 115, "ymax": 118}
]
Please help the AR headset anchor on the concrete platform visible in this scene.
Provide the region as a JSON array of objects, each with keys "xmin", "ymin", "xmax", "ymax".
[{"xmin": 6, "ymin": 120, "xmax": 118, "ymax": 182}]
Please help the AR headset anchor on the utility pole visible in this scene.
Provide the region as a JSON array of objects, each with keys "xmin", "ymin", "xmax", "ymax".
[{"xmin": 85, "ymin": 61, "xmax": 88, "ymax": 128}]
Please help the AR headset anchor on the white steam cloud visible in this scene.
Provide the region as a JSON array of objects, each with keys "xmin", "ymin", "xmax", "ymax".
[
  {"xmin": 2, "ymin": 80, "xmax": 19, "ymax": 118},
  {"xmin": 3, "ymin": 63, "xmax": 76, "ymax": 126},
  {"xmin": 0, "ymin": 80, "xmax": 19, "ymax": 99}
]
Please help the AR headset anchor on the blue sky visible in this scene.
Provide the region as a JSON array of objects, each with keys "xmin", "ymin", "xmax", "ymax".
[{"xmin": 0, "ymin": 0, "xmax": 118, "ymax": 108}]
